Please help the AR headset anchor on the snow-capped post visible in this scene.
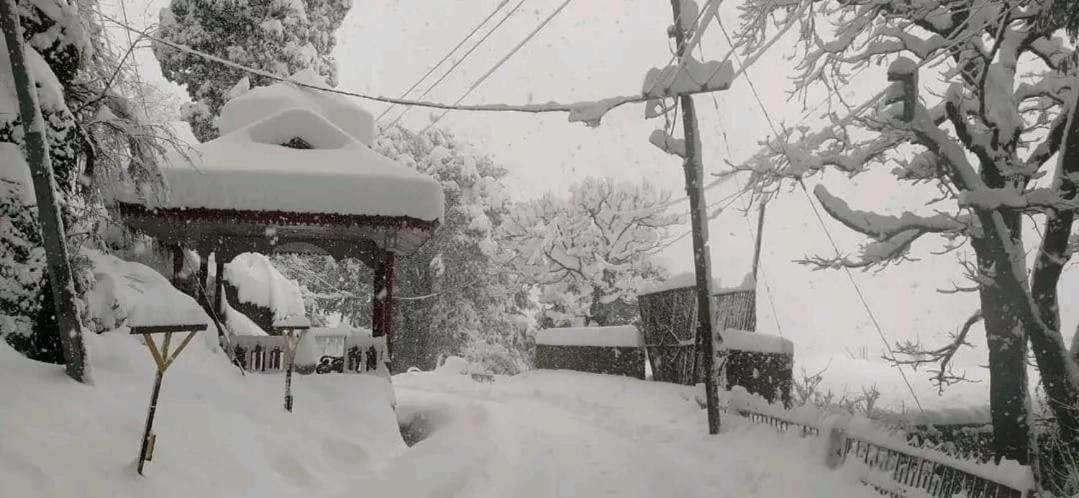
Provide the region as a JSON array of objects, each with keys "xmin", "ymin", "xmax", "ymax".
[
  {"xmin": 0, "ymin": 0, "xmax": 88, "ymax": 383},
  {"xmin": 276, "ymin": 317, "xmax": 312, "ymax": 413},
  {"xmin": 668, "ymin": 0, "xmax": 721, "ymax": 435},
  {"xmin": 885, "ymin": 57, "xmax": 918, "ymax": 122},
  {"xmin": 131, "ymin": 323, "xmax": 208, "ymax": 475}
]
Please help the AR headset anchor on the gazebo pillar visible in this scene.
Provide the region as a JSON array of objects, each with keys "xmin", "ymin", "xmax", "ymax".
[{"xmin": 372, "ymin": 251, "xmax": 396, "ymax": 359}]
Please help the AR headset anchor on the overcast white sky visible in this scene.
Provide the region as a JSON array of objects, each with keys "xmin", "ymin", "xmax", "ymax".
[{"xmin": 100, "ymin": 0, "xmax": 1079, "ymax": 404}]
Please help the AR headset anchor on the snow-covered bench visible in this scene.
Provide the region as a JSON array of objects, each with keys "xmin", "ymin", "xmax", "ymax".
[{"xmin": 533, "ymin": 326, "xmax": 646, "ymax": 379}]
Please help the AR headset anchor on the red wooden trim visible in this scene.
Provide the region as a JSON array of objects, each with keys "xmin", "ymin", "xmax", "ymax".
[
  {"xmin": 130, "ymin": 324, "xmax": 208, "ymax": 334},
  {"xmin": 117, "ymin": 203, "xmax": 438, "ymax": 232}
]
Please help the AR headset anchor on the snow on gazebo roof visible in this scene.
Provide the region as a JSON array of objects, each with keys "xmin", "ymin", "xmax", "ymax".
[
  {"xmin": 218, "ymin": 69, "xmax": 375, "ymax": 147},
  {"xmin": 116, "ymin": 104, "xmax": 443, "ymax": 223}
]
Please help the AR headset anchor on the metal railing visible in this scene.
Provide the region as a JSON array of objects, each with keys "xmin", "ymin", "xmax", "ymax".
[{"xmin": 733, "ymin": 407, "xmax": 1033, "ymax": 497}]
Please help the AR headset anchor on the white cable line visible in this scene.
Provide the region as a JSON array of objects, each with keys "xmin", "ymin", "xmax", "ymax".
[
  {"xmin": 386, "ymin": 0, "xmax": 528, "ymax": 127},
  {"xmin": 421, "ymin": 0, "xmax": 575, "ymax": 132},
  {"xmin": 376, "ymin": 0, "xmax": 511, "ymax": 122}
]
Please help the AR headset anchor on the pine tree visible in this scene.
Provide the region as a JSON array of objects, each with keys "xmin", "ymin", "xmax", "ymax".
[{"xmin": 153, "ymin": 0, "xmax": 351, "ymax": 141}]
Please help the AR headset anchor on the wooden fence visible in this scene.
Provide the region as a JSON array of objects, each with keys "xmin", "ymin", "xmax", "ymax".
[
  {"xmin": 732, "ymin": 406, "xmax": 1035, "ymax": 497},
  {"xmin": 230, "ymin": 332, "xmax": 385, "ymax": 375}
]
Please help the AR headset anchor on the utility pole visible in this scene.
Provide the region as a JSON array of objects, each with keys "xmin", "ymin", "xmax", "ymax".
[
  {"xmin": 668, "ymin": 0, "xmax": 722, "ymax": 434},
  {"xmin": 0, "ymin": 0, "xmax": 88, "ymax": 382}
]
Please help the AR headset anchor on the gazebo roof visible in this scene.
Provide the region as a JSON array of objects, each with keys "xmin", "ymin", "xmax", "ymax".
[{"xmin": 115, "ymin": 82, "xmax": 443, "ymax": 259}]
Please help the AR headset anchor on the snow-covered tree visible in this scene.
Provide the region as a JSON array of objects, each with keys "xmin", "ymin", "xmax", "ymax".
[
  {"xmin": 502, "ymin": 177, "xmax": 678, "ymax": 328},
  {"xmin": 153, "ymin": 0, "xmax": 351, "ymax": 141},
  {"xmin": 2, "ymin": 0, "xmax": 174, "ymax": 363},
  {"xmin": 733, "ymin": 0, "xmax": 1078, "ymax": 467}
]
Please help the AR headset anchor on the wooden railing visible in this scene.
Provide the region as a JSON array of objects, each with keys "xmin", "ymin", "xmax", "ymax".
[{"xmin": 732, "ymin": 406, "xmax": 1034, "ymax": 497}]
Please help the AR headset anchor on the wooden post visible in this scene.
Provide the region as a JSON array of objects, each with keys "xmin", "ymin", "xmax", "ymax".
[
  {"xmin": 0, "ymin": 0, "xmax": 88, "ymax": 382},
  {"xmin": 752, "ymin": 201, "xmax": 767, "ymax": 280},
  {"xmin": 669, "ymin": 0, "xmax": 722, "ymax": 435},
  {"xmin": 131, "ymin": 324, "xmax": 207, "ymax": 475},
  {"xmin": 278, "ymin": 325, "xmax": 310, "ymax": 413},
  {"xmin": 171, "ymin": 244, "xmax": 184, "ymax": 287},
  {"xmin": 372, "ymin": 251, "xmax": 396, "ymax": 360}
]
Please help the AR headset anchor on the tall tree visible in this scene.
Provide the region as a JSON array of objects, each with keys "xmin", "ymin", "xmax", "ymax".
[
  {"xmin": 1, "ymin": 0, "xmax": 172, "ymax": 365},
  {"xmin": 734, "ymin": 0, "xmax": 1078, "ymax": 465},
  {"xmin": 153, "ymin": 0, "xmax": 351, "ymax": 141},
  {"xmin": 502, "ymin": 177, "xmax": 678, "ymax": 328}
]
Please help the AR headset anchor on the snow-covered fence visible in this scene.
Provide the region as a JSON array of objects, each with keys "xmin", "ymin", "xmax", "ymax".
[
  {"xmin": 728, "ymin": 391, "xmax": 1036, "ymax": 497},
  {"xmin": 533, "ymin": 326, "xmax": 646, "ymax": 379},
  {"xmin": 229, "ymin": 329, "xmax": 385, "ymax": 375}
]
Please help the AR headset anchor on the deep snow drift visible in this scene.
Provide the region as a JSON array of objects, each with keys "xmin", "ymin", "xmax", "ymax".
[{"xmin": 1, "ymin": 338, "xmax": 877, "ymax": 498}]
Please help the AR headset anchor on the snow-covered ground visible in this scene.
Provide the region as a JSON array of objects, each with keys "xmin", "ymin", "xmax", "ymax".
[{"xmin": 1, "ymin": 333, "xmax": 876, "ymax": 498}]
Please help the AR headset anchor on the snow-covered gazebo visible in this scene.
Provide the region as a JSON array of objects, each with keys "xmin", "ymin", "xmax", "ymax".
[{"xmin": 114, "ymin": 72, "xmax": 444, "ymax": 361}]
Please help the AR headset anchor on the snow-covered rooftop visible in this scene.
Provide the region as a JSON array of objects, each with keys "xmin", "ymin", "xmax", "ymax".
[
  {"xmin": 535, "ymin": 326, "xmax": 642, "ymax": 348},
  {"xmin": 116, "ymin": 87, "xmax": 443, "ymax": 223},
  {"xmin": 218, "ymin": 69, "xmax": 375, "ymax": 146}
]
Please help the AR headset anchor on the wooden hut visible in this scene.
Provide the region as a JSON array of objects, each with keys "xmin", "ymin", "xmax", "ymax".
[{"xmin": 533, "ymin": 326, "xmax": 646, "ymax": 379}]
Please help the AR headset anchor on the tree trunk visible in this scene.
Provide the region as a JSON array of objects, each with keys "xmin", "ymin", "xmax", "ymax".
[
  {"xmin": 972, "ymin": 230, "xmax": 1032, "ymax": 464},
  {"xmin": 0, "ymin": 0, "xmax": 87, "ymax": 382},
  {"xmin": 1028, "ymin": 82, "xmax": 1079, "ymax": 450}
]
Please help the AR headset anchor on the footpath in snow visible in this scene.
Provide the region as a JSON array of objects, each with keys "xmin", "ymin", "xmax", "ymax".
[
  {"xmin": 369, "ymin": 364, "xmax": 875, "ymax": 498},
  {"xmin": 1, "ymin": 335, "xmax": 873, "ymax": 498}
]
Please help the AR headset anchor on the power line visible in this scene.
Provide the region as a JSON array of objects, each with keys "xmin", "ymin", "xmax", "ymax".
[
  {"xmin": 715, "ymin": 19, "xmax": 925, "ymax": 414},
  {"xmin": 375, "ymin": 0, "xmax": 512, "ymax": 122},
  {"xmin": 422, "ymin": 0, "xmax": 575, "ymax": 132},
  {"xmin": 95, "ymin": 10, "xmax": 645, "ymax": 116},
  {"xmin": 385, "ymin": 0, "xmax": 528, "ymax": 128}
]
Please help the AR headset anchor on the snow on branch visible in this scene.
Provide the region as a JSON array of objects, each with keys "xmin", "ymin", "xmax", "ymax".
[
  {"xmin": 888, "ymin": 309, "xmax": 983, "ymax": 394},
  {"xmin": 813, "ymin": 184, "xmax": 967, "ymax": 239},
  {"xmin": 648, "ymin": 129, "xmax": 687, "ymax": 158}
]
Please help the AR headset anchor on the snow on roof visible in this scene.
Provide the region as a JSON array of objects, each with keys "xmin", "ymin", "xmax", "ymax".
[
  {"xmin": 218, "ymin": 69, "xmax": 375, "ymax": 146},
  {"xmin": 639, "ymin": 272, "xmax": 755, "ymax": 297},
  {"xmin": 84, "ymin": 250, "xmax": 209, "ymax": 330},
  {"xmin": 722, "ymin": 329, "xmax": 793, "ymax": 355},
  {"xmin": 115, "ymin": 107, "xmax": 444, "ymax": 222},
  {"xmin": 535, "ymin": 326, "xmax": 642, "ymax": 348}
]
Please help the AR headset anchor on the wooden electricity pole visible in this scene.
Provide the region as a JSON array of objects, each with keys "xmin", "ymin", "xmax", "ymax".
[
  {"xmin": 669, "ymin": 0, "xmax": 722, "ymax": 434},
  {"xmin": 0, "ymin": 0, "xmax": 88, "ymax": 382}
]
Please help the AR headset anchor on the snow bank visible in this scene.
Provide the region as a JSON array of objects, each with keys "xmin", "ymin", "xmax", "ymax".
[
  {"xmin": 0, "ymin": 143, "xmax": 35, "ymax": 205},
  {"xmin": 640, "ymin": 272, "xmax": 755, "ymax": 296},
  {"xmin": 115, "ymin": 107, "xmax": 444, "ymax": 222},
  {"xmin": 221, "ymin": 296, "xmax": 267, "ymax": 336},
  {"xmin": 223, "ymin": 253, "xmax": 305, "ymax": 322},
  {"xmin": 218, "ymin": 68, "xmax": 375, "ymax": 146},
  {"xmin": 723, "ymin": 328, "xmax": 793, "ymax": 355},
  {"xmin": 535, "ymin": 325, "xmax": 642, "ymax": 348},
  {"xmin": 639, "ymin": 272, "xmax": 721, "ymax": 296},
  {"xmin": 85, "ymin": 250, "xmax": 209, "ymax": 331},
  {"xmin": 0, "ymin": 330, "xmax": 404, "ymax": 498}
]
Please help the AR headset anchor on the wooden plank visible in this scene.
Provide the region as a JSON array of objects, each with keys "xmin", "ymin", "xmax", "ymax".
[
  {"xmin": 144, "ymin": 337, "xmax": 167, "ymax": 372},
  {"xmin": 163, "ymin": 330, "xmax": 200, "ymax": 371},
  {"xmin": 131, "ymin": 324, "xmax": 209, "ymax": 335}
]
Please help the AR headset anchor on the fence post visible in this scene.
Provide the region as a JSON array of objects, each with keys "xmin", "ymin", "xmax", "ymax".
[{"xmin": 825, "ymin": 423, "xmax": 848, "ymax": 469}]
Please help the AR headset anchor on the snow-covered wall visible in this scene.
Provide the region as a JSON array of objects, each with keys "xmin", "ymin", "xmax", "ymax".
[
  {"xmin": 223, "ymin": 253, "xmax": 305, "ymax": 323},
  {"xmin": 535, "ymin": 325, "xmax": 642, "ymax": 348}
]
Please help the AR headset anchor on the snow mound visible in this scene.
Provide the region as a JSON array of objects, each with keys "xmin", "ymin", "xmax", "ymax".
[
  {"xmin": 223, "ymin": 252, "xmax": 305, "ymax": 322},
  {"xmin": 85, "ymin": 250, "xmax": 209, "ymax": 331},
  {"xmin": 0, "ymin": 330, "xmax": 404, "ymax": 497},
  {"xmin": 535, "ymin": 325, "xmax": 643, "ymax": 348},
  {"xmin": 219, "ymin": 68, "xmax": 375, "ymax": 146}
]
